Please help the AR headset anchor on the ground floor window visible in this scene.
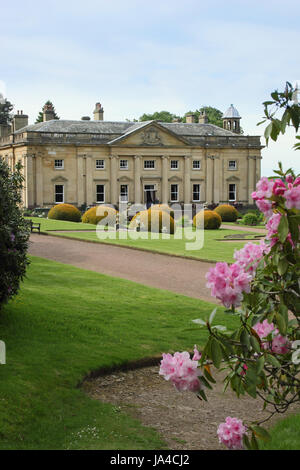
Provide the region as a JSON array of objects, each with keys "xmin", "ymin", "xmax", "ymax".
[
  {"xmin": 55, "ymin": 185, "xmax": 64, "ymax": 203},
  {"xmin": 170, "ymin": 184, "xmax": 179, "ymax": 202},
  {"xmin": 96, "ymin": 184, "xmax": 105, "ymax": 203},
  {"xmin": 192, "ymin": 184, "xmax": 201, "ymax": 201},
  {"xmin": 120, "ymin": 184, "xmax": 128, "ymax": 202},
  {"xmin": 228, "ymin": 183, "xmax": 236, "ymax": 201}
]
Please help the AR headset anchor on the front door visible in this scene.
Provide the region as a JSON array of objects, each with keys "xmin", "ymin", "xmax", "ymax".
[{"xmin": 144, "ymin": 184, "xmax": 156, "ymax": 208}]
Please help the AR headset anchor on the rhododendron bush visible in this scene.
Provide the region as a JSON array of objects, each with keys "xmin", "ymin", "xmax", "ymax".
[{"xmin": 159, "ymin": 83, "xmax": 300, "ymax": 450}]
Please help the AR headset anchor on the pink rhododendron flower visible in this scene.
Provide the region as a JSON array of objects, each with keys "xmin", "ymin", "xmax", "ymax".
[
  {"xmin": 240, "ymin": 363, "xmax": 248, "ymax": 377},
  {"xmin": 234, "ymin": 241, "xmax": 269, "ymax": 277},
  {"xmin": 159, "ymin": 351, "xmax": 203, "ymax": 393},
  {"xmin": 206, "ymin": 262, "xmax": 252, "ymax": 308},
  {"xmin": 192, "ymin": 345, "xmax": 202, "ymax": 361},
  {"xmin": 255, "ymin": 198, "xmax": 273, "ymax": 219},
  {"xmin": 252, "ymin": 177, "xmax": 274, "ymax": 200},
  {"xmin": 272, "ymin": 179, "xmax": 286, "ymax": 196},
  {"xmin": 284, "ymin": 185, "xmax": 300, "ymax": 210},
  {"xmin": 217, "ymin": 417, "xmax": 247, "ymax": 450},
  {"xmin": 253, "ymin": 320, "xmax": 290, "ymax": 354}
]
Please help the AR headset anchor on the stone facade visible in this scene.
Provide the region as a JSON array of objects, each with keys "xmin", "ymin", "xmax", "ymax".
[{"xmin": 0, "ymin": 105, "xmax": 263, "ymax": 208}]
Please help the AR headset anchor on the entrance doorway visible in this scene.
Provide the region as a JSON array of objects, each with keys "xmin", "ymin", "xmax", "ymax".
[{"xmin": 144, "ymin": 184, "xmax": 157, "ymax": 209}]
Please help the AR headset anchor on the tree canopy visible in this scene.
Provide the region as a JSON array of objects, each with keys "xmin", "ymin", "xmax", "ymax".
[
  {"xmin": 136, "ymin": 106, "xmax": 224, "ymax": 128},
  {"xmin": 0, "ymin": 97, "xmax": 13, "ymax": 126},
  {"xmin": 139, "ymin": 110, "xmax": 180, "ymax": 123},
  {"xmin": 35, "ymin": 100, "xmax": 60, "ymax": 123}
]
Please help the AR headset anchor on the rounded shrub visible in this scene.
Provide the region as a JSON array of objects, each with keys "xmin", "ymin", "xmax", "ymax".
[
  {"xmin": 82, "ymin": 206, "xmax": 118, "ymax": 226},
  {"xmin": 214, "ymin": 204, "xmax": 239, "ymax": 222},
  {"xmin": 242, "ymin": 212, "xmax": 259, "ymax": 226},
  {"xmin": 129, "ymin": 209, "xmax": 175, "ymax": 234},
  {"xmin": 48, "ymin": 203, "xmax": 81, "ymax": 222},
  {"xmin": 193, "ymin": 210, "xmax": 222, "ymax": 230},
  {"xmin": 0, "ymin": 160, "xmax": 30, "ymax": 308}
]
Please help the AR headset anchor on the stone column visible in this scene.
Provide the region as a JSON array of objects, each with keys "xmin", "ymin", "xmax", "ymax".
[
  {"xmin": 161, "ymin": 155, "xmax": 169, "ymax": 203},
  {"xmin": 248, "ymin": 156, "xmax": 256, "ymax": 203},
  {"xmin": 86, "ymin": 155, "xmax": 93, "ymax": 205},
  {"xmin": 25, "ymin": 154, "xmax": 35, "ymax": 208},
  {"xmin": 206, "ymin": 155, "xmax": 214, "ymax": 203},
  {"xmin": 77, "ymin": 154, "xmax": 85, "ymax": 206},
  {"xmin": 110, "ymin": 154, "xmax": 118, "ymax": 206},
  {"xmin": 134, "ymin": 155, "xmax": 141, "ymax": 204},
  {"xmin": 36, "ymin": 153, "xmax": 44, "ymax": 206},
  {"xmin": 184, "ymin": 156, "xmax": 191, "ymax": 204},
  {"xmin": 213, "ymin": 155, "xmax": 220, "ymax": 204}
]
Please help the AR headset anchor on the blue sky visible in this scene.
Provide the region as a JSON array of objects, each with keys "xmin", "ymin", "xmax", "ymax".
[{"xmin": 1, "ymin": 0, "xmax": 300, "ymax": 175}]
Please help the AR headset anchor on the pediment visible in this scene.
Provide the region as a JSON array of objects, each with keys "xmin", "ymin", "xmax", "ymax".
[
  {"xmin": 226, "ymin": 175, "xmax": 240, "ymax": 182},
  {"xmin": 108, "ymin": 121, "xmax": 190, "ymax": 147},
  {"xmin": 51, "ymin": 176, "xmax": 68, "ymax": 182},
  {"xmin": 168, "ymin": 175, "xmax": 182, "ymax": 182},
  {"xmin": 117, "ymin": 176, "xmax": 133, "ymax": 182}
]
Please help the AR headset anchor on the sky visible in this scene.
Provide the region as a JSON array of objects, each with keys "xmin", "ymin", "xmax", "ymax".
[{"xmin": 1, "ymin": 0, "xmax": 300, "ymax": 176}]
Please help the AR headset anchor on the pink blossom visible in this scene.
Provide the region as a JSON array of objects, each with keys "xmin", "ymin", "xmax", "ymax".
[
  {"xmin": 217, "ymin": 417, "xmax": 247, "ymax": 450},
  {"xmin": 284, "ymin": 185, "xmax": 300, "ymax": 210},
  {"xmin": 266, "ymin": 213, "xmax": 281, "ymax": 247},
  {"xmin": 192, "ymin": 345, "xmax": 202, "ymax": 361},
  {"xmin": 253, "ymin": 177, "xmax": 274, "ymax": 200},
  {"xmin": 253, "ymin": 320, "xmax": 290, "ymax": 354},
  {"xmin": 159, "ymin": 351, "xmax": 203, "ymax": 393},
  {"xmin": 285, "ymin": 175, "xmax": 294, "ymax": 184},
  {"xmin": 240, "ymin": 363, "xmax": 248, "ymax": 376},
  {"xmin": 273, "ymin": 179, "xmax": 286, "ymax": 196},
  {"xmin": 206, "ymin": 262, "xmax": 252, "ymax": 308},
  {"xmin": 255, "ymin": 198, "xmax": 273, "ymax": 219},
  {"xmin": 234, "ymin": 241, "xmax": 269, "ymax": 277}
]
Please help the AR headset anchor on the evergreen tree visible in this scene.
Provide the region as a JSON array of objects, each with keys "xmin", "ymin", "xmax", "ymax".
[
  {"xmin": 0, "ymin": 95, "xmax": 13, "ymax": 126},
  {"xmin": 35, "ymin": 100, "xmax": 60, "ymax": 123},
  {"xmin": 139, "ymin": 110, "xmax": 180, "ymax": 123}
]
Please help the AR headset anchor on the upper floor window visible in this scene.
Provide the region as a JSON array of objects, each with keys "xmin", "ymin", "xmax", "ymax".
[
  {"xmin": 170, "ymin": 160, "xmax": 179, "ymax": 170},
  {"xmin": 144, "ymin": 160, "xmax": 155, "ymax": 170},
  {"xmin": 96, "ymin": 159, "xmax": 105, "ymax": 169},
  {"xmin": 192, "ymin": 160, "xmax": 201, "ymax": 170},
  {"xmin": 120, "ymin": 159, "xmax": 128, "ymax": 170},
  {"xmin": 228, "ymin": 160, "xmax": 237, "ymax": 170},
  {"xmin": 54, "ymin": 159, "xmax": 64, "ymax": 170}
]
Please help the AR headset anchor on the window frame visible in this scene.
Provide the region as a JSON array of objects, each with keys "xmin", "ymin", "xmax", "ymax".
[
  {"xmin": 144, "ymin": 160, "xmax": 156, "ymax": 170},
  {"xmin": 96, "ymin": 184, "xmax": 105, "ymax": 203},
  {"xmin": 54, "ymin": 184, "xmax": 64, "ymax": 203},
  {"xmin": 228, "ymin": 160, "xmax": 237, "ymax": 170},
  {"xmin": 192, "ymin": 183, "xmax": 201, "ymax": 202},
  {"xmin": 170, "ymin": 183, "xmax": 179, "ymax": 202},
  {"xmin": 192, "ymin": 160, "xmax": 201, "ymax": 170},
  {"xmin": 120, "ymin": 184, "xmax": 129, "ymax": 202},
  {"xmin": 54, "ymin": 159, "xmax": 64, "ymax": 170},
  {"xmin": 119, "ymin": 159, "xmax": 129, "ymax": 170},
  {"xmin": 170, "ymin": 160, "xmax": 179, "ymax": 170},
  {"xmin": 96, "ymin": 159, "xmax": 105, "ymax": 170},
  {"xmin": 228, "ymin": 183, "xmax": 236, "ymax": 202}
]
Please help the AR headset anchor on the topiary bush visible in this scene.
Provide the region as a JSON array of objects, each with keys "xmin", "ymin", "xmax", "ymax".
[
  {"xmin": 48, "ymin": 203, "xmax": 81, "ymax": 222},
  {"xmin": 0, "ymin": 160, "xmax": 30, "ymax": 309},
  {"xmin": 242, "ymin": 212, "xmax": 260, "ymax": 226},
  {"xmin": 82, "ymin": 206, "xmax": 118, "ymax": 226},
  {"xmin": 129, "ymin": 209, "xmax": 175, "ymax": 234},
  {"xmin": 214, "ymin": 204, "xmax": 239, "ymax": 222},
  {"xmin": 193, "ymin": 210, "xmax": 222, "ymax": 230},
  {"xmin": 150, "ymin": 204, "xmax": 175, "ymax": 219}
]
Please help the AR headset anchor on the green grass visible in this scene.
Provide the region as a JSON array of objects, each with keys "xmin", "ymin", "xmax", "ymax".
[
  {"xmin": 48, "ymin": 227, "xmax": 262, "ymax": 263},
  {"xmin": 261, "ymin": 414, "xmax": 300, "ymax": 450},
  {"xmin": 25, "ymin": 216, "xmax": 97, "ymax": 231},
  {"xmin": 0, "ymin": 256, "xmax": 239, "ymax": 450}
]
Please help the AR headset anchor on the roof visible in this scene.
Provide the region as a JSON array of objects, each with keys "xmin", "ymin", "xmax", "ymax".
[
  {"xmin": 14, "ymin": 119, "xmax": 238, "ymax": 138},
  {"xmin": 223, "ymin": 104, "xmax": 241, "ymax": 119}
]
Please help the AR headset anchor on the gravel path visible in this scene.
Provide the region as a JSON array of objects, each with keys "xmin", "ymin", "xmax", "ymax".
[{"xmin": 29, "ymin": 233, "xmax": 217, "ymax": 303}]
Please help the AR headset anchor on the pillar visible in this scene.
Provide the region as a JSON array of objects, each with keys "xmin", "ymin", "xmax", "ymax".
[
  {"xmin": 184, "ymin": 156, "xmax": 190, "ymax": 204},
  {"xmin": 77, "ymin": 154, "xmax": 85, "ymax": 206},
  {"xmin": 161, "ymin": 155, "xmax": 169, "ymax": 203},
  {"xmin": 213, "ymin": 156, "xmax": 220, "ymax": 204},
  {"xmin": 134, "ymin": 155, "xmax": 141, "ymax": 203},
  {"xmin": 110, "ymin": 154, "xmax": 118, "ymax": 205},
  {"xmin": 36, "ymin": 153, "xmax": 44, "ymax": 206},
  {"xmin": 86, "ymin": 155, "xmax": 93, "ymax": 205},
  {"xmin": 206, "ymin": 155, "xmax": 214, "ymax": 203}
]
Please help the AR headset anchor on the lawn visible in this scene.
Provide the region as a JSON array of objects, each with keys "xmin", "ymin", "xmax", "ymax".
[
  {"xmin": 0, "ymin": 256, "xmax": 239, "ymax": 450},
  {"xmin": 25, "ymin": 216, "xmax": 97, "ymax": 231}
]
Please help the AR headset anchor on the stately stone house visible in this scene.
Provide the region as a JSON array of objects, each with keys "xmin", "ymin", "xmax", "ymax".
[{"xmin": 0, "ymin": 102, "xmax": 263, "ymax": 209}]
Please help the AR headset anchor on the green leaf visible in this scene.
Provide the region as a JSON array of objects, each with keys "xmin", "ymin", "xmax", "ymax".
[
  {"xmin": 192, "ymin": 318, "xmax": 206, "ymax": 326},
  {"xmin": 256, "ymin": 355, "xmax": 265, "ymax": 375},
  {"xmin": 204, "ymin": 366, "xmax": 216, "ymax": 384},
  {"xmin": 240, "ymin": 329, "xmax": 251, "ymax": 349},
  {"xmin": 250, "ymin": 335, "xmax": 261, "ymax": 353},
  {"xmin": 277, "ymin": 258, "xmax": 288, "ymax": 275},
  {"xmin": 275, "ymin": 311, "xmax": 287, "ymax": 336},
  {"xmin": 251, "ymin": 425, "xmax": 271, "ymax": 442},
  {"xmin": 197, "ymin": 389, "xmax": 207, "ymax": 401},
  {"xmin": 277, "ymin": 215, "xmax": 289, "ymax": 243},
  {"xmin": 209, "ymin": 307, "xmax": 217, "ymax": 325},
  {"xmin": 266, "ymin": 354, "xmax": 281, "ymax": 368},
  {"xmin": 210, "ymin": 338, "xmax": 222, "ymax": 368},
  {"xmin": 243, "ymin": 434, "xmax": 252, "ymax": 450}
]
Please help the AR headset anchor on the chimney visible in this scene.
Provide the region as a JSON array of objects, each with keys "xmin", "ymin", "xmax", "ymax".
[
  {"xmin": 93, "ymin": 102, "xmax": 104, "ymax": 121},
  {"xmin": 43, "ymin": 103, "xmax": 55, "ymax": 122},
  {"xmin": 81, "ymin": 116, "xmax": 91, "ymax": 120},
  {"xmin": 198, "ymin": 110, "xmax": 208, "ymax": 124},
  {"xmin": 12, "ymin": 110, "xmax": 29, "ymax": 132},
  {"xmin": 186, "ymin": 113, "xmax": 196, "ymax": 124}
]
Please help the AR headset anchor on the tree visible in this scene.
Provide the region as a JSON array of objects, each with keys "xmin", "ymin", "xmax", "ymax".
[
  {"xmin": 0, "ymin": 96, "xmax": 13, "ymax": 126},
  {"xmin": 139, "ymin": 110, "xmax": 180, "ymax": 123},
  {"xmin": 159, "ymin": 82, "xmax": 300, "ymax": 450},
  {"xmin": 35, "ymin": 100, "xmax": 60, "ymax": 123},
  {"xmin": 0, "ymin": 159, "xmax": 30, "ymax": 309},
  {"xmin": 182, "ymin": 106, "xmax": 224, "ymax": 127}
]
